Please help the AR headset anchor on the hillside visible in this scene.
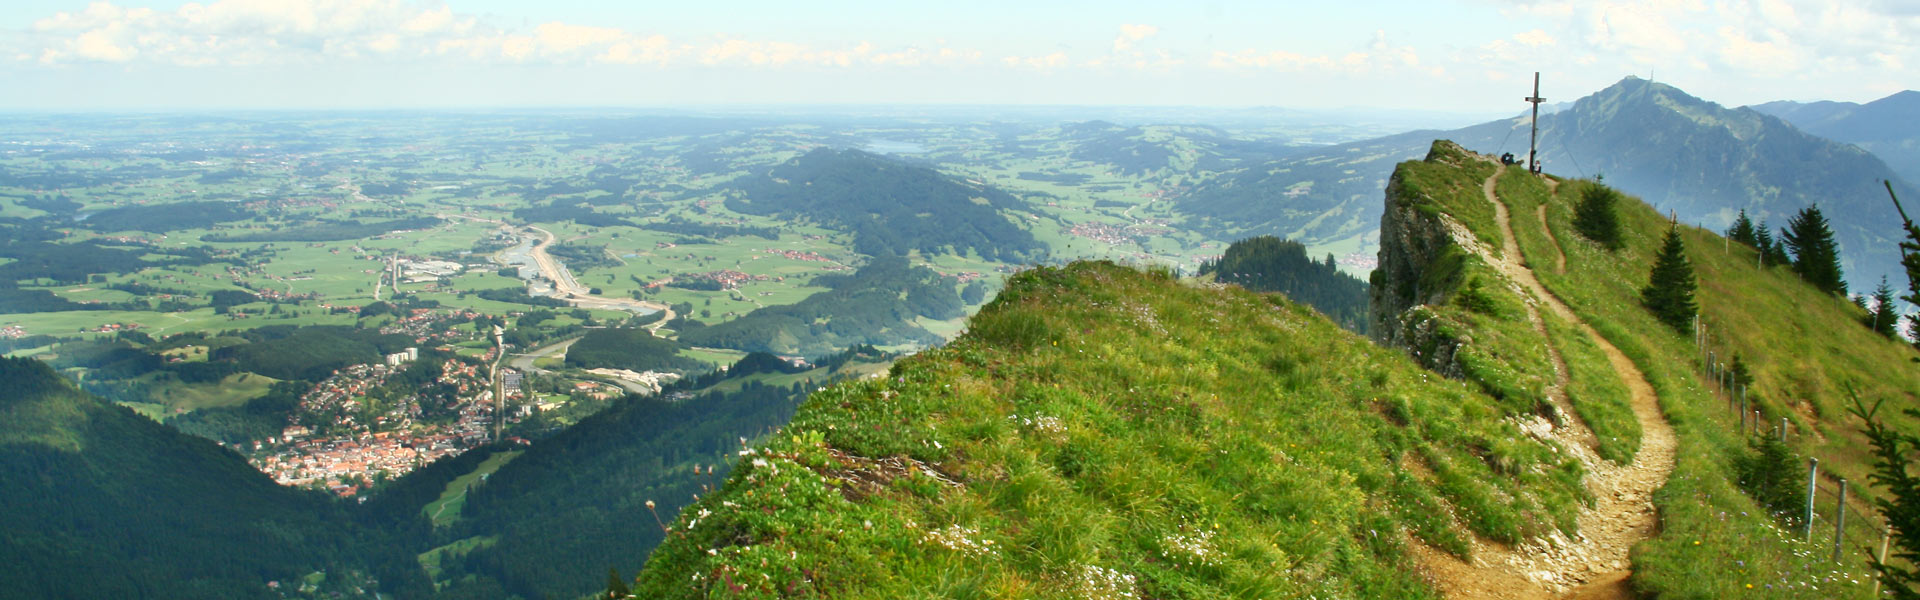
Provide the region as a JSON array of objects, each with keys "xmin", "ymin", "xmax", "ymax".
[
  {"xmin": 0, "ymin": 357, "xmax": 428, "ymax": 599},
  {"xmin": 617, "ymin": 141, "xmax": 1920, "ymax": 599},
  {"xmin": 727, "ymin": 148, "xmax": 1045, "ymax": 262},
  {"xmin": 1179, "ymin": 77, "xmax": 1918, "ymax": 294},
  {"xmin": 1749, "ymin": 90, "xmax": 1920, "ymax": 186},
  {"xmin": 1374, "ymin": 140, "xmax": 1917, "ymax": 597},
  {"xmin": 628, "ymin": 260, "xmax": 1596, "ymax": 598}
]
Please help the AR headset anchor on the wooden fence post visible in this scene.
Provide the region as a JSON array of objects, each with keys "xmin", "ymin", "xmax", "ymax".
[
  {"xmin": 1805, "ymin": 458, "xmax": 1819, "ymax": 541},
  {"xmin": 1873, "ymin": 527, "xmax": 1893, "ymax": 597}
]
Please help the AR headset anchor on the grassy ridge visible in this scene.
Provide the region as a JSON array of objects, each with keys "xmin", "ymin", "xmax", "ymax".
[
  {"xmin": 1463, "ymin": 149, "xmax": 1911, "ymax": 596},
  {"xmin": 630, "ymin": 261, "xmax": 1586, "ymax": 598}
]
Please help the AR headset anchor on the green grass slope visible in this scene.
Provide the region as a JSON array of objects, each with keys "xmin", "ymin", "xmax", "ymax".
[
  {"xmin": 628, "ymin": 261, "xmax": 1589, "ymax": 598},
  {"xmin": 1407, "ymin": 140, "xmax": 1913, "ymax": 597}
]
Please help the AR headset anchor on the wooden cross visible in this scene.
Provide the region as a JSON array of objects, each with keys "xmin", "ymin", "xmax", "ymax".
[{"xmin": 1525, "ymin": 72, "xmax": 1545, "ymax": 174}]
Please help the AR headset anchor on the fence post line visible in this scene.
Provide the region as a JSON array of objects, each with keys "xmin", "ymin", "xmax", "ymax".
[
  {"xmin": 1833, "ymin": 479, "xmax": 1849, "ymax": 564},
  {"xmin": 1805, "ymin": 458, "xmax": 1820, "ymax": 541}
]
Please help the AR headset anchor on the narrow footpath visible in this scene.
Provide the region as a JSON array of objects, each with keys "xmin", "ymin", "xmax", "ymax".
[{"xmin": 1420, "ymin": 168, "xmax": 1678, "ymax": 599}]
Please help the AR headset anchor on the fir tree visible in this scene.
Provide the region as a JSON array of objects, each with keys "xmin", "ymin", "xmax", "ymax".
[
  {"xmin": 605, "ymin": 568, "xmax": 632, "ymax": 599},
  {"xmin": 1888, "ymin": 181, "xmax": 1920, "ymax": 317},
  {"xmin": 1869, "ymin": 276, "xmax": 1901, "ymax": 338},
  {"xmin": 1574, "ymin": 184, "xmax": 1624, "ymax": 250},
  {"xmin": 1851, "ymin": 395, "xmax": 1920, "ymax": 599},
  {"xmin": 1755, "ymin": 222, "xmax": 1784, "ymax": 266},
  {"xmin": 1642, "ymin": 226, "xmax": 1698, "ymax": 332},
  {"xmin": 1784, "ymin": 204, "xmax": 1847, "ymax": 295},
  {"xmin": 1726, "ymin": 209, "xmax": 1758, "ymax": 247}
]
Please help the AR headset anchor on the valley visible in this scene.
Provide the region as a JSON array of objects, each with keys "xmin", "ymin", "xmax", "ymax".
[{"xmin": 3, "ymin": 79, "xmax": 1919, "ymax": 600}]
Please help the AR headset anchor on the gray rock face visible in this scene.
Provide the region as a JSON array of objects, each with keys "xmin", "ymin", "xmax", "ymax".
[{"xmin": 1369, "ymin": 141, "xmax": 1477, "ymax": 378}]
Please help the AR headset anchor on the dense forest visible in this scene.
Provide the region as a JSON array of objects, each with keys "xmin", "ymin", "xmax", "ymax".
[
  {"xmin": 0, "ymin": 357, "xmax": 431, "ymax": 599},
  {"xmin": 727, "ymin": 148, "xmax": 1044, "ymax": 261},
  {"xmin": 434, "ymin": 380, "xmax": 807, "ymax": 598},
  {"xmin": 202, "ymin": 217, "xmax": 442, "ymax": 243},
  {"xmin": 81, "ymin": 200, "xmax": 250, "ymax": 233},
  {"xmin": 676, "ymin": 255, "xmax": 963, "ymax": 355},
  {"xmin": 564, "ymin": 327, "xmax": 706, "ymax": 373},
  {"xmin": 210, "ymin": 325, "xmax": 415, "ymax": 381},
  {"xmin": 0, "ymin": 236, "xmax": 225, "ymax": 285},
  {"xmin": 1198, "ymin": 236, "xmax": 1370, "ymax": 333}
]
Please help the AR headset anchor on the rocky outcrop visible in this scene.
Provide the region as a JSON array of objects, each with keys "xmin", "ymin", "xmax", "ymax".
[{"xmin": 1368, "ymin": 140, "xmax": 1486, "ymax": 377}]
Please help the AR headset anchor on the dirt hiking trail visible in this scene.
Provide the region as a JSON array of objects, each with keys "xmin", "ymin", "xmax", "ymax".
[{"xmin": 1416, "ymin": 167, "xmax": 1677, "ymax": 600}]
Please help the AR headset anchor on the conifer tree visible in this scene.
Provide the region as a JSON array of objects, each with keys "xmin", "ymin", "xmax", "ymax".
[
  {"xmin": 1784, "ymin": 205, "xmax": 1847, "ymax": 295},
  {"xmin": 1642, "ymin": 225, "xmax": 1698, "ymax": 332},
  {"xmin": 1726, "ymin": 209, "xmax": 1758, "ymax": 247},
  {"xmin": 1755, "ymin": 222, "xmax": 1783, "ymax": 266},
  {"xmin": 1851, "ymin": 395, "xmax": 1920, "ymax": 599},
  {"xmin": 1890, "ymin": 181, "xmax": 1920, "ymax": 313},
  {"xmin": 1869, "ymin": 276, "xmax": 1900, "ymax": 338},
  {"xmin": 1574, "ymin": 184, "xmax": 1624, "ymax": 250}
]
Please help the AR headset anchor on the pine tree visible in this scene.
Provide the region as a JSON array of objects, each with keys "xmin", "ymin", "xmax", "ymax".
[
  {"xmin": 1889, "ymin": 181, "xmax": 1920, "ymax": 315},
  {"xmin": 1851, "ymin": 395, "xmax": 1920, "ymax": 599},
  {"xmin": 1726, "ymin": 209, "xmax": 1758, "ymax": 247},
  {"xmin": 1574, "ymin": 184, "xmax": 1624, "ymax": 250},
  {"xmin": 1755, "ymin": 222, "xmax": 1783, "ymax": 266},
  {"xmin": 604, "ymin": 568, "xmax": 631, "ymax": 599},
  {"xmin": 1784, "ymin": 205, "xmax": 1847, "ymax": 295},
  {"xmin": 1642, "ymin": 226, "xmax": 1698, "ymax": 332},
  {"xmin": 1869, "ymin": 276, "xmax": 1901, "ymax": 338}
]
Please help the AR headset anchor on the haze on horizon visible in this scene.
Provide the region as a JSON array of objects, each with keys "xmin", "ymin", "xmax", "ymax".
[{"xmin": 1, "ymin": 0, "xmax": 1916, "ymax": 113}]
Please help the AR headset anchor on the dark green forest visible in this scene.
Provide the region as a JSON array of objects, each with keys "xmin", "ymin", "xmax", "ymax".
[
  {"xmin": 677, "ymin": 255, "xmax": 963, "ymax": 355},
  {"xmin": 564, "ymin": 327, "xmax": 706, "ymax": 373},
  {"xmin": 727, "ymin": 148, "xmax": 1044, "ymax": 261},
  {"xmin": 0, "ymin": 357, "xmax": 430, "ymax": 600},
  {"xmin": 433, "ymin": 379, "xmax": 811, "ymax": 598},
  {"xmin": 202, "ymin": 217, "xmax": 443, "ymax": 243},
  {"xmin": 82, "ymin": 201, "xmax": 250, "ymax": 233},
  {"xmin": 1198, "ymin": 236, "xmax": 1370, "ymax": 333}
]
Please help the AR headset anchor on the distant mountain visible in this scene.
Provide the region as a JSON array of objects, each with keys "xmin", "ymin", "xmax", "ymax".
[
  {"xmin": 1178, "ymin": 76, "xmax": 1918, "ymax": 293},
  {"xmin": 1052, "ymin": 121, "xmax": 1299, "ymax": 176},
  {"xmin": 1748, "ymin": 90, "xmax": 1920, "ymax": 185},
  {"xmin": 0, "ymin": 356, "xmax": 426, "ymax": 599},
  {"xmin": 728, "ymin": 148, "xmax": 1045, "ymax": 261}
]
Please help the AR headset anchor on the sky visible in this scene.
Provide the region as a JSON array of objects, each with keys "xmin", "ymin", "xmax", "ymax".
[{"xmin": 1, "ymin": 0, "xmax": 1916, "ymax": 112}]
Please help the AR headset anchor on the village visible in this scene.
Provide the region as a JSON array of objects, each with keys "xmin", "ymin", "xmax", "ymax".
[{"xmin": 245, "ymin": 347, "xmax": 506, "ymax": 497}]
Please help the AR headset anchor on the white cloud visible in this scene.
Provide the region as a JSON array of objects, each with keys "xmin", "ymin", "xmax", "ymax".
[
  {"xmin": 1002, "ymin": 51, "xmax": 1069, "ymax": 71},
  {"xmin": 7, "ymin": 1, "xmax": 982, "ymax": 71},
  {"xmin": 1210, "ymin": 31, "xmax": 1435, "ymax": 76},
  {"xmin": 1113, "ymin": 23, "xmax": 1158, "ymax": 53}
]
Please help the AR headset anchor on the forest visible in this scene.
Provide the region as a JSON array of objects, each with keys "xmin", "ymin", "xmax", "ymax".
[
  {"xmin": 676, "ymin": 255, "xmax": 963, "ymax": 355},
  {"xmin": 81, "ymin": 200, "xmax": 251, "ymax": 233},
  {"xmin": 0, "ymin": 357, "xmax": 432, "ymax": 599},
  {"xmin": 726, "ymin": 148, "xmax": 1045, "ymax": 262},
  {"xmin": 1197, "ymin": 235, "xmax": 1371, "ymax": 333},
  {"xmin": 564, "ymin": 327, "xmax": 706, "ymax": 373},
  {"xmin": 435, "ymin": 372, "xmax": 819, "ymax": 598},
  {"xmin": 202, "ymin": 217, "xmax": 443, "ymax": 243}
]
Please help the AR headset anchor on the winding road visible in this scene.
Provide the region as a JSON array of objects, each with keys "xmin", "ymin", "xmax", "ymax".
[{"xmin": 1419, "ymin": 166, "xmax": 1677, "ymax": 599}]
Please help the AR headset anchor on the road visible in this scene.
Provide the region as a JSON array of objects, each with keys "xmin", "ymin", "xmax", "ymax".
[
  {"xmin": 517, "ymin": 225, "xmax": 673, "ymax": 316},
  {"xmin": 509, "ymin": 336, "xmax": 581, "ymax": 376}
]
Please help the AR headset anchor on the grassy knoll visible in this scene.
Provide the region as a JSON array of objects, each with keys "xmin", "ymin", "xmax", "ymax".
[
  {"xmin": 149, "ymin": 371, "xmax": 279, "ymax": 412},
  {"xmin": 1469, "ymin": 155, "xmax": 1905, "ymax": 597},
  {"xmin": 631, "ymin": 261, "xmax": 1587, "ymax": 598},
  {"xmin": 423, "ymin": 450, "xmax": 524, "ymax": 527}
]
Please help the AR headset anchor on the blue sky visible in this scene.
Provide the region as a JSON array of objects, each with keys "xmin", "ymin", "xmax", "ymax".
[{"xmin": 2, "ymin": 0, "xmax": 1915, "ymax": 111}]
